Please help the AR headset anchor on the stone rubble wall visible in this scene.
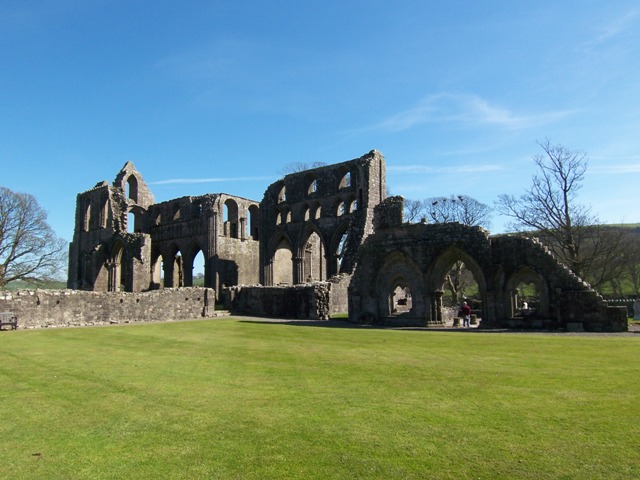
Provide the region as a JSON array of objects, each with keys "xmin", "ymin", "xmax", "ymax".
[
  {"xmin": 223, "ymin": 283, "xmax": 332, "ymax": 320},
  {"xmin": 0, "ymin": 287, "xmax": 215, "ymax": 329},
  {"xmin": 327, "ymin": 274, "xmax": 351, "ymax": 316}
]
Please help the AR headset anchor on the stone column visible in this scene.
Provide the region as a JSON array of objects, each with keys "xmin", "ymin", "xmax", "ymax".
[
  {"xmin": 163, "ymin": 261, "xmax": 174, "ymax": 288},
  {"xmin": 511, "ymin": 288, "xmax": 519, "ymax": 316},
  {"xmin": 293, "ymin": 256, "xmax": 304, "ymax": 284},
  {"xmin": 262, "ymin": 259, "xmax": 273, "ymax": 286},
  {"xmin": 240, "ymin": 217, "xmax": 247, "ymax": 241},
  {"xmin": 435, "ymin": 290, "xmax": 444, "ymax": 324},
  {"xmin": 207, "ymin": 212, "xmax": 217, "ymax": 289}
]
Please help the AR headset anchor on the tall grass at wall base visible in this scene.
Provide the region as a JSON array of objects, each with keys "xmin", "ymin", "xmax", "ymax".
[{"xmin": 0, "ymin": 319, "xmax": 638, "ymax": 479}]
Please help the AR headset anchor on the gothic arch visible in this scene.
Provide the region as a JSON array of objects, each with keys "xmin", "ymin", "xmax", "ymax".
[
  {"xmin": 426, "ymin": 246, "xmax": 487, "ymax": 294},
  {"xmin": 329, "ymin": 219, "xmax": 352, "ymax": 274},
  {"xmin": 108, "ymin": 238, "xmax": 126, "ymax": 292},
  {"xmin": 375, "ymin": 250, "xmax": 426, "ymax": 321},
  {"xmin": 268, "ymin": 232, "xmax": 294, "ymax": 285},
  {"xmin": 163, "ymin": 243, "xmax": 184, "ymax": 288},
  {"xmin": 297, "ymin": 224, "xmax": 328, "ymax": 282},
  {"xmin": 183, "ymin": 241, "xmax": 206, "ymax": 287},
  {"xmin": 504, "ymin": 265, "xmax": 550, "ymax": 318},
  {"xmin": 426, "ymin": 245, "xmax": 488, "ymax": 321},
  {"xmin": 126, "ymin": 174, "xmax": 138, "ymax": 203},
  {"xmin": 338, "ymin": 170, "xmax": 352, "ymax": 190}
]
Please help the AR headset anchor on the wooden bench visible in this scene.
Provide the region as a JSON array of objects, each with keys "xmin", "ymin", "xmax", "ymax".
[{"xmin": 0, "ymin": 312, "xmax": 18, "ymax": 331}]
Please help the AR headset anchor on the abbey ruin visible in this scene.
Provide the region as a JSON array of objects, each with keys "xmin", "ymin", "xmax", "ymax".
[{"xmin": 59, "ymin": 150, "xmax": 627, "ymax": 332}]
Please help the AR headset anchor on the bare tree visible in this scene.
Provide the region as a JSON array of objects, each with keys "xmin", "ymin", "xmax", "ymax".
[
  {"xmin": 495, "ymin": 139, "xmax": 624, "ymax": 290},
  {"xmin": 403, "ymin": 198, "xmax": 425, "ymax": 223},
  {"xmin": 0, "ymin": 186, "xmax": 67, "ymax": 288},
  {"xmin": 279, "ymin": 161, "xmax": 328, "ymax": 175},
  {"xmin": 426, "ymin": 195, "xmax": 492, "ymax": 228}
]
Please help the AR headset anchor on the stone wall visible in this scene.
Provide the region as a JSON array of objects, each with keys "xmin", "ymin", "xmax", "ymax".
[
  {"xmin": 0, "ymin": 287, "xmax": 215, "ymax": 329},
  {"xmin": 259, "ymin": 150, "xmax": 386, "ymax": 286},
  {"xmin": 327, "ymin": 274, "xmax": 351, "ymax": 316},
  {"xmin": 223, "ymin": 283, "xmax": 332, "ymax": 320}
]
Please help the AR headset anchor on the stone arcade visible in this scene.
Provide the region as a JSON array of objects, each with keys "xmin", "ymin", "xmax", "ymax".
[
  {"xmin": 349, "ymin": 196, "xmax": 627, "ymax": 332},
  {"xmin": 60, "ymin": 150, "xmax": 627, "ymax": 332}
]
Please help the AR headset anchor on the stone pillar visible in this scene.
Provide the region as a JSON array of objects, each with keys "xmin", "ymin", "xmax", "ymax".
[
  {"xmin": 511, "ymin": 289, "xmax": 519, "ymax": 316},
  {"xmin": 183, "ymin": 256, "xmax": 193, "ymax": 287},
  {"xmin": 206, "ymin": 212, "xmax": 217, "ymax": 289},
  {"xmin": 265, "ymin": 259, "xmax": 273, "ymax": 286},
  {"xmin": 435, "ymin": 290, "xmax": 444, "ymax": 324},
  {"xmin": 429, "ymin": 293, "xmax": 437, "ymax": 324},
  {"xmin": 106, "ymin": 260, "xmax": 119, "ymax": 292},
  {"xmin": 164, "ymin": 261, "xmax": 174, "ymax": 288},
  {"xmin": 240, "ymin": 217, "xmax": 247, "ymax": 241},
  {"xmin": 293, "ymin": 256, "xmax": 304, "ymax": 284}
]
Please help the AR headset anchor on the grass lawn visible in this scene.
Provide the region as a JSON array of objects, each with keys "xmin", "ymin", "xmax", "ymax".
[{"xmin": 1, "ymin": 319, "xmax": 638, "ymax": 479}]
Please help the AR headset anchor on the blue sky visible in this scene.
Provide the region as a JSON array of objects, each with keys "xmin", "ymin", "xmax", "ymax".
[{"xmin": 2, "ymin": 0, "xmax": 639, "ymax": 243}]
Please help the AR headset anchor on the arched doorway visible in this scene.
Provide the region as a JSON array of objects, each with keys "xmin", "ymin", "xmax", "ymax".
[
  {"xmin": 428, "ymin": 247, "xmax": 487, "ymax": 326},
  {"xmin": 163, "ymin": 245, "xmax": 184, "ymax": 288},
  {"xmin": 187, "ymin": 248, "xmax": 205, "ymax": 287},
  {"xmin": 108, "ymin": 241, "xmax": 126, "ymax": 292},
  {"xmin": 375, "ymin": 251, "xmax": 426, "ymax": 324},
  {"xmin": 300, "ymin": 229, "xmax": 326, "ymax": 282},
  {"xmin": 505, "ymin": 266, "xmax": 549, "ymax": 318},
  {"xmin": 272, "ymin": 236, "xmax": 293, "ymax": 285}
]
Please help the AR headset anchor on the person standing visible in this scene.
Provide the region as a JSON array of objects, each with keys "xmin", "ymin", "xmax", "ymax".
[{"xmin": 461, "ymin": 301, "xmax": 471, "ymax": 327}]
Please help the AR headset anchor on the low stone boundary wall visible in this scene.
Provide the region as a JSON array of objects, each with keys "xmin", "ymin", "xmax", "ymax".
[
  {"xmin": 0, "ymin": 287, "xmax": 215, "ymax": 329},
  {"xmin": 605, "ymin": 298, "xmax": 639, "ymax": 319},
  {"xmin": 224, "ymin": 283, "xmax": 331, "ymax": 320}
]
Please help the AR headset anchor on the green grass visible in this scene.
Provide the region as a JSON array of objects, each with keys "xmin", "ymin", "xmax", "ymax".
[
  {"xmin": 1, "ymin": 320, "xmax": 639, "ymax": 479},
  {"xmin": 3, "ymin": 279, "xmax": 67, "ymax": 290}
]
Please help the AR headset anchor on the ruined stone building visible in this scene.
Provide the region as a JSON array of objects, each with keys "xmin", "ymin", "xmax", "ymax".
[
  {"xmin": 259, "ymin": 150, "xmax": 385, "ymax": 286},
  {"xmin": 67, "ymin": 150, "xmax": 627, "ymax": 332},
  {"xmin": 348, "ymin": 196, "xmax": 627, "ymax": 331},
  {"xmin": 68, "ymin": 161, "xmax": 260, "ymax": 294},
  {"xmin": 68, "ymin": 151, "xmax": 383, "ymax": 298}
]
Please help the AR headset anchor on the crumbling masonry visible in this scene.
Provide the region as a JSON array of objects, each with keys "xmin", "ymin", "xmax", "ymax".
[
  {"xmin": 349, "ymin": 196, "xmax": 627, "ymax": 332},
  {"xmin": 68, "ymin": 161, "xmax": 260, "ymax": 294},
  {"xmin": 65, "ymin": 151, "xmax": 627, "ymax": 332}
]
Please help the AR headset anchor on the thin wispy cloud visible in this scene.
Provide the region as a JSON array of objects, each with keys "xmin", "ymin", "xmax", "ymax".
[
  {"xmin": 584, "ymin": 9, "xmax": 640, "ymax": 47},
  {"xmin": 388, "ymin": 164, "xmax": 503, "ymax": 175},
  {"xmin": 363, "ymin": 94, "xmax": 575, "ymax": 133},
  {"xmin": 151, "ymin": 176, "xmax": 274, "ymax": 185}
]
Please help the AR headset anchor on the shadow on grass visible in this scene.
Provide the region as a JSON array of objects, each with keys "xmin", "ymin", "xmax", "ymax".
[
  {"xmin": 236, "ymin": 317, "xmax": 639, "ymax": 336},
  {"xmin": 238, "ymin": 317, "xmax": 507, "ymax": 333},
  {"xmin": 238, "ymin": 318, "xmax": 374, "ymax": 329}
]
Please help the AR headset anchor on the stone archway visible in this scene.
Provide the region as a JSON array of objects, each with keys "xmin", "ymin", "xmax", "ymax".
[
  {"xmin": 108, "ymin": 240, "xmax": 126, "ymax": 292},
  {"xmin": 298, "ymin": 226, "xmax": 327, "ymax": 283},
  {"xmin": 426, "ymin": 246, "xmax": 487, "ymax": 324},
  {"xmin": 374, "ymin": 251, "xmax": 427, "ymax": 325},
  {"xmin": 504, "ymin": 266, "xmax": 550, "ymax": 318},
  {"xmin": 269, "ymin": 234, "xmax": 294, "ymax": 285}
]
